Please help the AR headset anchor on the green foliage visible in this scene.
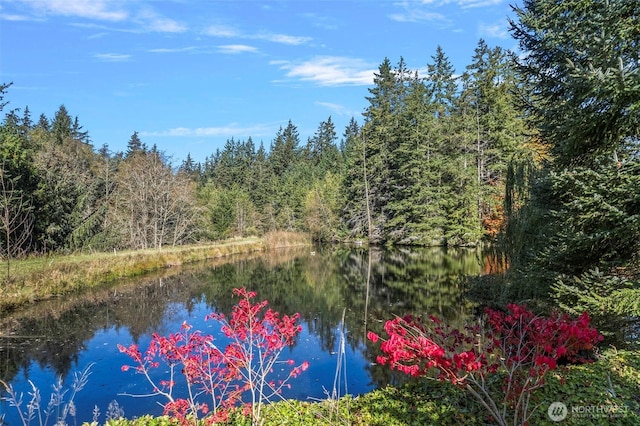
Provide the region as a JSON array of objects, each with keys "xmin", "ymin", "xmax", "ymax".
[
  {"xmin": 491, "ymin": 1, "xmax": 640, "ymax": 340},
  {"xmin": 552, "ymin": 268, "xmax": 640, "ymax": 342},
  {"xmin": 543, "ymin": 162, "xmax": 640, "ymax": 273},
  {"xmin": 4, "ymin": 35, "xmax": 532, "ymax": 253},
  {"xmin": 199, "ymin": 184, "xmax": 257, "ymax": 239},
  {"xmin": 511, "ymin": 0, "xmax": 640, "ymax": 168},
  {"xmin": 81, "ymin": 349, "xmax": 640, "ymax": 425},
  {"xmin": 528, "ymin": 349, "xmax": 640, "ymax": 426},
  {"xmin": 304, "ymin": 172, "xmax": 343, "ymax": 241},
  {"xmin": 499, "ymin": 160, "xmax": 640, "ymax": 305}
]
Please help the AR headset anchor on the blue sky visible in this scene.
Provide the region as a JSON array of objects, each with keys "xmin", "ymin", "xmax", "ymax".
[{"xmin": 1, "ymin": 0, "xmax": 520, "ymax": 164}]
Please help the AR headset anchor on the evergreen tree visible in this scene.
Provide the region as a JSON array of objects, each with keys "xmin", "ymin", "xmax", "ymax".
[
  {"xmin": 71, "ymin": 116, "xmax": 90, "ymax": 143},
  {"xmin": 388, "ymin": 68, "xmax": 434, "ymax": 243},
  {"xmin": 269, "ymin": 120, "xmax": 300, "ymax": 177},
  {"xmin": 361, "ymin": 57, "xmax": 404, "ymax": 242},
  {"xmin": 0, "ymin": 83, "xmax": 10, "ymax": 112},
  {"xmin": 179, "ymin": 153, "xmax": 200, "ymax": 179},
  {"xmin": 340, "ymin": 118, "xmax": 370, "ymax": 239},
  {"xmin": 247, "ymin": 142, "xmax": 271, "ymax": 209},
  {"xmin": 125, "ymin": 131, "xmax": 145, "ymax": 158},
  {"xmin": 426, "ymin": 46, "xmax": 458, "ymax": 118},
  {"xmin": 510, "ymin": 0, "xmax": 640, "ymax": 168},
  {"xmin": 308, "ymin": 116, "xmax": 340, "ymax": 174},
  {"xmin": 492, "ymin": 0, "xmax": 640, "ymax": 337},
  {"xmin": 35, "ymin": 113, "xmax": 50, "ymax": 132},
  {"xmin": 51, "ymin": 105, "xmax": 73, "ymax": 144},
  {"xmin": 462, "ymin": 40, "xmax": 528, "ymax": 238}
]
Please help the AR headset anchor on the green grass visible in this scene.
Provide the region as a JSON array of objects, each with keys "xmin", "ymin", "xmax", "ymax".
[{"xmin": 0, "ymin": 233, "xmax": 309, "ymax": 315}]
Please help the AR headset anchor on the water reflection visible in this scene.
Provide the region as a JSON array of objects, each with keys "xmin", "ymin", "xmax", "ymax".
[{"xmin": 0, "ymin": 246, "xmax": 482, "ymax": 424}]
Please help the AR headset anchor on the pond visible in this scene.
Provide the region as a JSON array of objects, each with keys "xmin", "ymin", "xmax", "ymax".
[{"xmin": 0, "ymin": 246, "xmax": 489, "ymax": 424}]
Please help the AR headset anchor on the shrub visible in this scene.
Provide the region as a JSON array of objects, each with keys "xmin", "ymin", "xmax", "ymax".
[{"xmin": 368, "ymin": 304, "xmax": 603, "ymax": 426}]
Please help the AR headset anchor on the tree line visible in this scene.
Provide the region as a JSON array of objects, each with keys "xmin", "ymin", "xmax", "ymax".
[
  {"xmin": 1, "ymin": 0, "xmax": 638, "ymax": 289},
  {"xmin": 0, "ymin": 0, "xmax": 638, "ymax": 338},
  {"xmin": 0, "ymin": 38, "xmax": 530, "ymax": 259}
]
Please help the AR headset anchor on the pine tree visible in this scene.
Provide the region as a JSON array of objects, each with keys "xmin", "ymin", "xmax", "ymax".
[
  {"xmin": 462, "ymin": 40, "xmax": 528, "ymax": 239},
  {"xmin": 125, "ymin": 131, "xmax": 145, "ymax": 158},
  {"xmin": 269, "ymin": 121, "xmax": 300, "ymax": 177},
  {"xmin": 51, "ymin": 105, "xmax": 72, "ymax": 144},
  {"xmin": 36, "ymin": 113, "xmax": 50, "ymax": 132},
  {"xmin": 494, "ymin": 0, "xmax": 640, "ymax": 333},
  {"xmin": 361, "ymin": 57, "xmax": 405, "ymax": 242},
  {"xmin": 308, "ymin": 116, "xmax": 340, "ymax": 175},
  {"xmin": 510, "ymin": 0, "xmax": 640, "ymax": 168},
  {"xmin": 340, "ymin": 118, "xmax": 370, "ymax": 239}
]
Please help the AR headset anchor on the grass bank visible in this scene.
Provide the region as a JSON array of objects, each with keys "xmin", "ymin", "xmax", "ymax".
[
  {"xmin": 0, "ymin": 231, "xmax": 309, "ymax": 315},
  {"xmin": 85, "ymin": 348, "xmax": 639, "ymax": 425}
]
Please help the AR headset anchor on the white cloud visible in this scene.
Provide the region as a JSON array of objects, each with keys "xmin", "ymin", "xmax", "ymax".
[
  {"xmin": 21, "ymin": 0, "xmax": 128, "ymax": 21},
  {"xmin": 141, "ymin": 123, "xmax": 276, "ymax": 138},
  {"xmin": 148, "ymin": 46, "xmax": 199, "ymax": 54},
  {"xmin": 389, "ymin": 9, "xmax": 447, "ymax": 23},
  {"xmin": 203, "ymin": 24, "xmax": 241, "ymax": 37},
  {"xmin": 217, "ymin": 45, "xmax": 258, "ymax": 54},
  {"xmin": 13, "ymin": 0, "xmax": 185, "ymax": 33},
  {"xmin": 0, "ymin": 12, "xmax": 34, "ymax": 21},
  {"xmin": 254, "ymin": 33, "xmax": 312, "ymax": 45},
  {"xmin": 457, "ymin": 0, "xmax": 504, "ymax": 8},
  {"xmin": 273, "ymin": 56, "xmax": 376, "ymax": 86},
  {"xmin": 315, "ymin": 101, "xmax": 361, "ymax": 117},
  {"xmin": 302, "ymin": 13, "xmax": 339, "ymax": 30},
  {"xmin": 135, "ymin": 9, "xmax": 187, "ymax": 33},
  {"xmin": 478, "ymin": 20, "xmax": 509, "ymax": 39},
  {"xmin": 390, "ymin": 0, "xmax": 504, "ymax": 22},
  {"xmin": 203, "ymin": 25, "xmax": 311, "ymax": 45},
  {"xmin": 94, "ymin": 53, "xmax": 131, "ymax": 62}
]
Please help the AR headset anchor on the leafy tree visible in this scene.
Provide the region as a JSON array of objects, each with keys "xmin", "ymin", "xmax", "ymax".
[
  {"xmin": 304, "ymin": 172, "xmax": 343, "ymax": 241},
  {"xmin": 199, "ymin": 184, "xmax": 257, "ymax": 239},
  {"xmin": 0, "ymin": 163, "xmax": 34, "ymax": 279},
  {"xmin": 0, "ymin": 92, "xmax": 39, "ymax": 257},
  {"xmin": 112, "ymin": 150, "xmax": 200, "ymax": 249},
  {"xmin": 32, "ymin": 132, "xmax": 102, "ymax": 251}
]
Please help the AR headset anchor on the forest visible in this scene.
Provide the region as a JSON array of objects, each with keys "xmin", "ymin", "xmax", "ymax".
[
  {"xmin": 0, "ymin": 38, "xmax": 525, "ymax": 254},
  {"xmin": 0, "ymin": 0, "xmax": 638, "ymax": 333}
]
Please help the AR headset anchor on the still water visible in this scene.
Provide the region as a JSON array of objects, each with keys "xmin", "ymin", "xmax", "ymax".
[{"xmin": 0, "ymin": 246, "xmax": 486, "ymax": 424}]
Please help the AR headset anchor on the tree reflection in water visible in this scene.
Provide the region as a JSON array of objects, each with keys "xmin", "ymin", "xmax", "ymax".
[{"xmin": 0, "ymin": 246, "xmax": 483, "ymax": 423}]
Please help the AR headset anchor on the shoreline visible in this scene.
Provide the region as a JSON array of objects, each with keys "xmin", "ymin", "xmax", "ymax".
[{"xmin": 0, "ymin": 232, "xmax": 309, "ymax": 315}]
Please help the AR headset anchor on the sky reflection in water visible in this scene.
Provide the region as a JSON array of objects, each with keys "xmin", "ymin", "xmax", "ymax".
[{"xmin": 0, "ymin": 246, "xmax": 483, "ymax": 424}]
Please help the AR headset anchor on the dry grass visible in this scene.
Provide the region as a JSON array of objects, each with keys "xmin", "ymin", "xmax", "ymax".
[
  {"xmin": 0, "ymin": 234, "xmax": 309, "ymax": 314},
  {"xmin": 263, "ymin": 231, "xmax": 310, "ymax": 250}
]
